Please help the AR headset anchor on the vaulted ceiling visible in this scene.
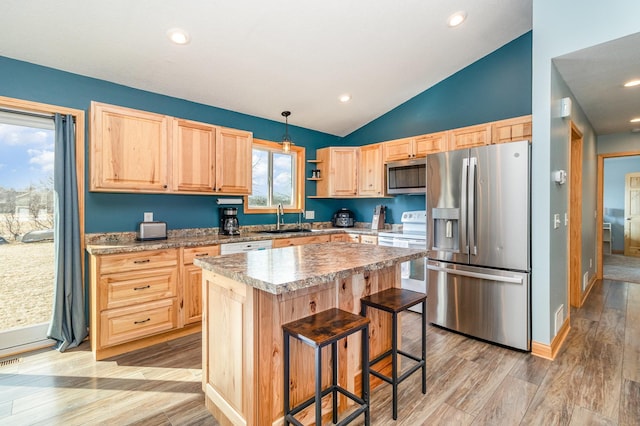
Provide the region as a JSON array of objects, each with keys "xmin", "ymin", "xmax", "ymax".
[
  {"xmin": 0, "ymin": 0, "xmax": 533, "ymax": 136},
  {"xmin": 4, "ymin": 2, "xmax": 637, "ymax": 137}
]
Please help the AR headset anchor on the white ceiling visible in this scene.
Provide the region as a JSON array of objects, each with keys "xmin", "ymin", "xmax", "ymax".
[
  {"xmin": 554, "ymin": 32, "xmax": 640, "ymax": 136},
  {"xmin": 0, "ymin": 0, "xmax": 534, "ymax": 136}
]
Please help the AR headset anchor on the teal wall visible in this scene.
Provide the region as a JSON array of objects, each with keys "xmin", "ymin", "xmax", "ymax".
[
  {"xmin": 342, "ymin": 31, "xmax": 532, "ymax": 224},
  {"xmin": 0, "ymin": 31, "xmax": 531, "ymax": 232},
  {"xmin": 0, "ymin": 55, "xmax": 341, "ymax": 232},
  {"xmin": 342, "ymin": 32, "xmax": 532, "ymax": 146}
]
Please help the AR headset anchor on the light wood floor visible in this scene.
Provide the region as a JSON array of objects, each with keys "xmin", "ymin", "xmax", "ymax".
[{"xmin": 1, "ymin": 279, "xmax": 639, "ymax": 425}]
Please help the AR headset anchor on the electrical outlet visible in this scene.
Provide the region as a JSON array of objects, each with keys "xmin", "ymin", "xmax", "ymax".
[
  {"xmin": 590, "ymin": 258, "xmax": 593, "ymax": 268},
  {"xmin": 564, "ymin": 212, "xmax": 568, "ymax": 226},
  {"xmin": 583, "ymin": 272, "xmax": 589, "ymax": 291},
  {"xmin": 553, "ymin": 214, "xmax": 560, "ymax": 229},
  {"xmin": 144, "ymin": 212, "xmax": 153, "ymax": 222},
  {"xmin": 305, "ymin": 211, "xmax": 315, "ymax": 220}
]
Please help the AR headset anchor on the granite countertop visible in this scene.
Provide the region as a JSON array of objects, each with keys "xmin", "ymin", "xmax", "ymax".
[
  {"xmin": 85, "ymin": 227, "xmax": 387, "ymax": 255},
  {"xmin": 194, "ymin": 242, "xmax": 428, "ymax": 295}
]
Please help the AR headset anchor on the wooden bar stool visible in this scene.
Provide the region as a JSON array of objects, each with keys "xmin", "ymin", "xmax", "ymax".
[
  {"xmin": 360, "ymin": 288, "xmax": 427, "ymax": 420},
  {"xmin": 283, "ymin": 308, "xmax": 371, "ymax": 426}
]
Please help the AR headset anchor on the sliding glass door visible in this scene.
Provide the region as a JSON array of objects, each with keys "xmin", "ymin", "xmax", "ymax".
[{"xmin": 0, "ymin": 112, "xmax": 56, "ymax": 355}]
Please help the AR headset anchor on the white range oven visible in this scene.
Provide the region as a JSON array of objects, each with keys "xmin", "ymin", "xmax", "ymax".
[{"xmin": 378, "ymin": 210, "xmax": 427, "ymax": 312}]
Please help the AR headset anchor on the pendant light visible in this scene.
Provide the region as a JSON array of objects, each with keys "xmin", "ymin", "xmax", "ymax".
[{"xmin": 281, "ymin": 111, "xmax": 294, "ymax": 152}]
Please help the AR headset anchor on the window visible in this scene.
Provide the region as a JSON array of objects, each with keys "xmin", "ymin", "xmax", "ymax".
[{"xmin": 245, "ymin": 139, "xmax": 304, "ymax": 213}]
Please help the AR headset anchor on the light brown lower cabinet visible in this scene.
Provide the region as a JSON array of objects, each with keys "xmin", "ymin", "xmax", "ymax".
[
  {"xmin": 272, "ymin": 234, "xmax": 331, "ymax": 248},
  {"xmin": 90, "ymin": 248, "xmax": 200, "ymax": 360},
  {"xmin": 360, "ymin": 235, "xmax": 378, "ymax": 245},
  {"xmin": 330, "ymin": 233, "xmax": 361, "ymax": 243},
  {"xmin": 182, "ymin": 245, "xmax": 220, "ymax": 325}
]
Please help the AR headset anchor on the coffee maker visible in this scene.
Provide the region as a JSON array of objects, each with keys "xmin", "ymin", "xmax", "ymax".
[{"xmin": 219, "ymin": 207, "xmax": 240, "ymax": 235}]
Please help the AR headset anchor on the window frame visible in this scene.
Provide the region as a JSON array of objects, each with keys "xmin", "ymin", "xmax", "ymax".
[{"xmin": 244, "ymin": 138, "xmax": 305, "ymax": 214}]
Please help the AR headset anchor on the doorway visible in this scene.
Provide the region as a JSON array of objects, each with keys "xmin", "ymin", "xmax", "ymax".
[
  {"xmin": 568, "ymin": 122, "xmax": 583, "ymax": 307},
  {"xmin": 598, "ymin": 152, "xmax": 640, "ymax": 283},
  {"xmin": 0, "ymin": 96, "xmax": 85, "ymax": 357},
  {"xmin": 624, "ymin": 172, "xmax": 640, "ymax": 257}
]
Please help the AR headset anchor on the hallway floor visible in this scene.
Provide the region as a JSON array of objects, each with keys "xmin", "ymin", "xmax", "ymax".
[
  {"xmin": 1, "ymin": 279, "xmax": 639, "ymax": 425},
  {"xmin": 604, "ymin": 254, "xmax": 640, "ymax": 284}
]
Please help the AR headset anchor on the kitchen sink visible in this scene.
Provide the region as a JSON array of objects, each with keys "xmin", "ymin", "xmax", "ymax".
[{"xmin": 257, "ymin": 229, "xmax": 312, "ymax": 234}]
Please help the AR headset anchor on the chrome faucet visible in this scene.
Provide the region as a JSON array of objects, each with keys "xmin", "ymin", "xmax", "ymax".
[{"xmin": 276, "ymin": 203, "xmax": 284, "ymax": 230}]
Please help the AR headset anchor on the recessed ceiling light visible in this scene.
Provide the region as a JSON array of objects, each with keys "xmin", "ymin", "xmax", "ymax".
[
  {"xmin": 339, "ymin": 94, "xmax": 352, "ymax": 103},
  {"xmin": 630, "ymin": 118, "xmax": 640, "ymax": 123},
  {"xmin": 624, "ymin": 79, "xmax": 640, "ymax": 88},
  {"xmin": 167, "ymin": 28, "xmax": 190, "ymax": 45},
  {"xmin": 448, "ymin": 11, "xmax": 467, "ymax": 27}
]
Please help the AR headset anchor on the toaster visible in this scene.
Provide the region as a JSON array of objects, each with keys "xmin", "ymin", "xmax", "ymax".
[{"xmin": 137, "ymin": 221, "xmax": 167, "ymax": 241}]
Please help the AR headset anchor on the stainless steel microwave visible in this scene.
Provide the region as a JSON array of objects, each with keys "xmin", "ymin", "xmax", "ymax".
[{"xmin": 386, "ymin": 158, "xmax": 426, "ymax": 194}]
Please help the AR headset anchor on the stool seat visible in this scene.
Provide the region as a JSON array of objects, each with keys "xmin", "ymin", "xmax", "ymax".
[
  {"xmin": 283, "ymin": 308, "xmax": 370, "ymax": 347},
  {"xmin": 360, "ymin": 287, "xmax": 426, "ymax": 313},
  {"xmin": 283, "ymin": 308, "xmax": 371, "ymax": 426},
  {"xmin": 360, "ymin": 287, "xmax": 427, "ymax": 420}
]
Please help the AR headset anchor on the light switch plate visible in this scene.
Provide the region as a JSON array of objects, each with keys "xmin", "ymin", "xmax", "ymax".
[
  {"xmin": 553, "ymin": 214, "xmax": 560, "ymax": 229},
  {"xmin": 305, "ymin": 211, "xmax": 315, "ymax": 220}
]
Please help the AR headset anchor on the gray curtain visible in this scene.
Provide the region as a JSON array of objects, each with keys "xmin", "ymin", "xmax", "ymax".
[{"xmin": 47, "ymin": 113, "xmax": 87, "ymax": 351}]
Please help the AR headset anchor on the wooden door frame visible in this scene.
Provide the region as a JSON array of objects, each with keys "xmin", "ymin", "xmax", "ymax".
[
  {"xmin": 597, "ymin": 150, "xmax": 640, "ymax": 278},
  {"xmin": 0, "ymin": 95, "xmax": 85, "ymax": 356},
  {"xmin": 569, "ymin": 122, "xmax": 583, "ymax": 308}
]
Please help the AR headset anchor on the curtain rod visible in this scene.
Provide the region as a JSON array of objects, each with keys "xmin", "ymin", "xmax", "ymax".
[{"xmin": 0, "ymin": 107, "xmax": 76, "ymax": 122}]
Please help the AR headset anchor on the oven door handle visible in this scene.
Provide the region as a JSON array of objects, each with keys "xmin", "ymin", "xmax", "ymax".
[{"xmin": 427, "ymin": 264, "xmax": 523, "ymax": 284}]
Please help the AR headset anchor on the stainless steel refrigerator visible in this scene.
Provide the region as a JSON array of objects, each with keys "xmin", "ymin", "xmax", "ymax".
[{"xmin": 426, "ymin": 140, "xmax": 531, "ymax": 350}]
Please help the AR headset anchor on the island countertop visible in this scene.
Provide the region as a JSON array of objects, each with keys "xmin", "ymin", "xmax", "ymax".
[{"xmin": 194, "ymin": 242, "xmax": 427, "ymax": 295}]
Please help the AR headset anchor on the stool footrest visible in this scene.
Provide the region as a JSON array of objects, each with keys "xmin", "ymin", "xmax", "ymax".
[
  {"xmin": 370, "ymin": 348, "xmax": 422, "ymax": 367},
  {"xmin": 285, "ymin": 384, "xmax": 368, "ymax": 425}
]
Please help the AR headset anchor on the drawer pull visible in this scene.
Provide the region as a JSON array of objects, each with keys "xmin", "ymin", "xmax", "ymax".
[
  {"xmin": 133, "ymin": 285, "xmax": 151, "ymax": 291},
  {"xmin": 195, "ymin": 253, "xmax": 209, "ymax": 257},
  {"xmin": 134, "ymin": 318, "xmax": 151, "ymax": 325},
  {"xmin": 133, "ymin": 259, "xmax": 151, "ymax": 264}
]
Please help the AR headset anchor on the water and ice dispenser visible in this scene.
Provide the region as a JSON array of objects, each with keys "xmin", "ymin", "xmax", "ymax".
[{"xmin": 431, "ymin": 208, "xmax": 460, "ymax": 252}]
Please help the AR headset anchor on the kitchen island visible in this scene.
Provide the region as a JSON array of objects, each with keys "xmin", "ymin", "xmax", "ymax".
[{"xmin": 195, "ymin": 242, "xmax": 427, "ymax": 426}]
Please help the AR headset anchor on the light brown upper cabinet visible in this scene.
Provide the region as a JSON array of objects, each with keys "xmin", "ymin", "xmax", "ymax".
[
  {"xmin": 91, "ymin": 102, "xmax": 170, "ymax": 192},
  {"xmin": 448, "ymin": 123, "xmax": 492, "ymax": 150},
  {"xmin": 316, "ymin": 147, "xmax": 358, "ymax": 197},
  {"xmin": 383, "ymin": 131, "xmax": 447, "ymax": 162},
  {"xmin": 214, "ymin": 127, "xmax": 253, "ymax": 194},
  {"xmin": 172, "ymin": 121, "xmax": 252, "ymax": 194},
  {"xmin": 171, "ymin": 118, "xmax": 216, "ymax": 192},
  {"xmin": 91, "ymin": 102, "xmax": 253, "ymax": 195},
  {"xmin": 358, "ymin": 143, "xmax": 385, "ymax": 197},
  {"xmin": 413, "ymin": 131, "xmax": 448, "ymax": 157},
  {"xmin": 383, "ymin": 137, "xmax": 415, "ymax": 162},
  {"xmin": 491, "ymin": 115, "xmax": 532, "ymax": 144}
]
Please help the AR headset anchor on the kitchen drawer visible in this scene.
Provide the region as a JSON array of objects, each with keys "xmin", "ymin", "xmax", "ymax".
[
  {"xmin": 330, "ymin": 233, "xmax": 360, "ymax": 243},
  {"xmin": 272, "ymin": 234, "xmax": 331, "ymax": 248},
  {"xmin": 100, "ymin": 298, "xmax": 177, "ymax": 348},
  {"xmin": 360, "ymin": 235, "xmax": 378, "ymax": 245},
  {"xmin": 99, "ymin": 249, "xmax": 178, "ymax": 275},
  {"xmin": 183, "ymin": 245, "xmax": 220, "ymax": 264},
  {"xmin": 99, "ymin": 267, "xmax": 177, "ymax": 310}
]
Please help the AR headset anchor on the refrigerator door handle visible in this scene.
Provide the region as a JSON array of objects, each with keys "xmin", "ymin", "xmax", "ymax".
[
  {"xmin": 468, "ymin": 156, "xmax": 477, "ymax": 256},
  {"xmin": 427, "ymin": 264, "xmax": 524, "ymax": 284},
  {"xmin": 461, "ymin": 157, "xmax": 469, "ymax": 252}
]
